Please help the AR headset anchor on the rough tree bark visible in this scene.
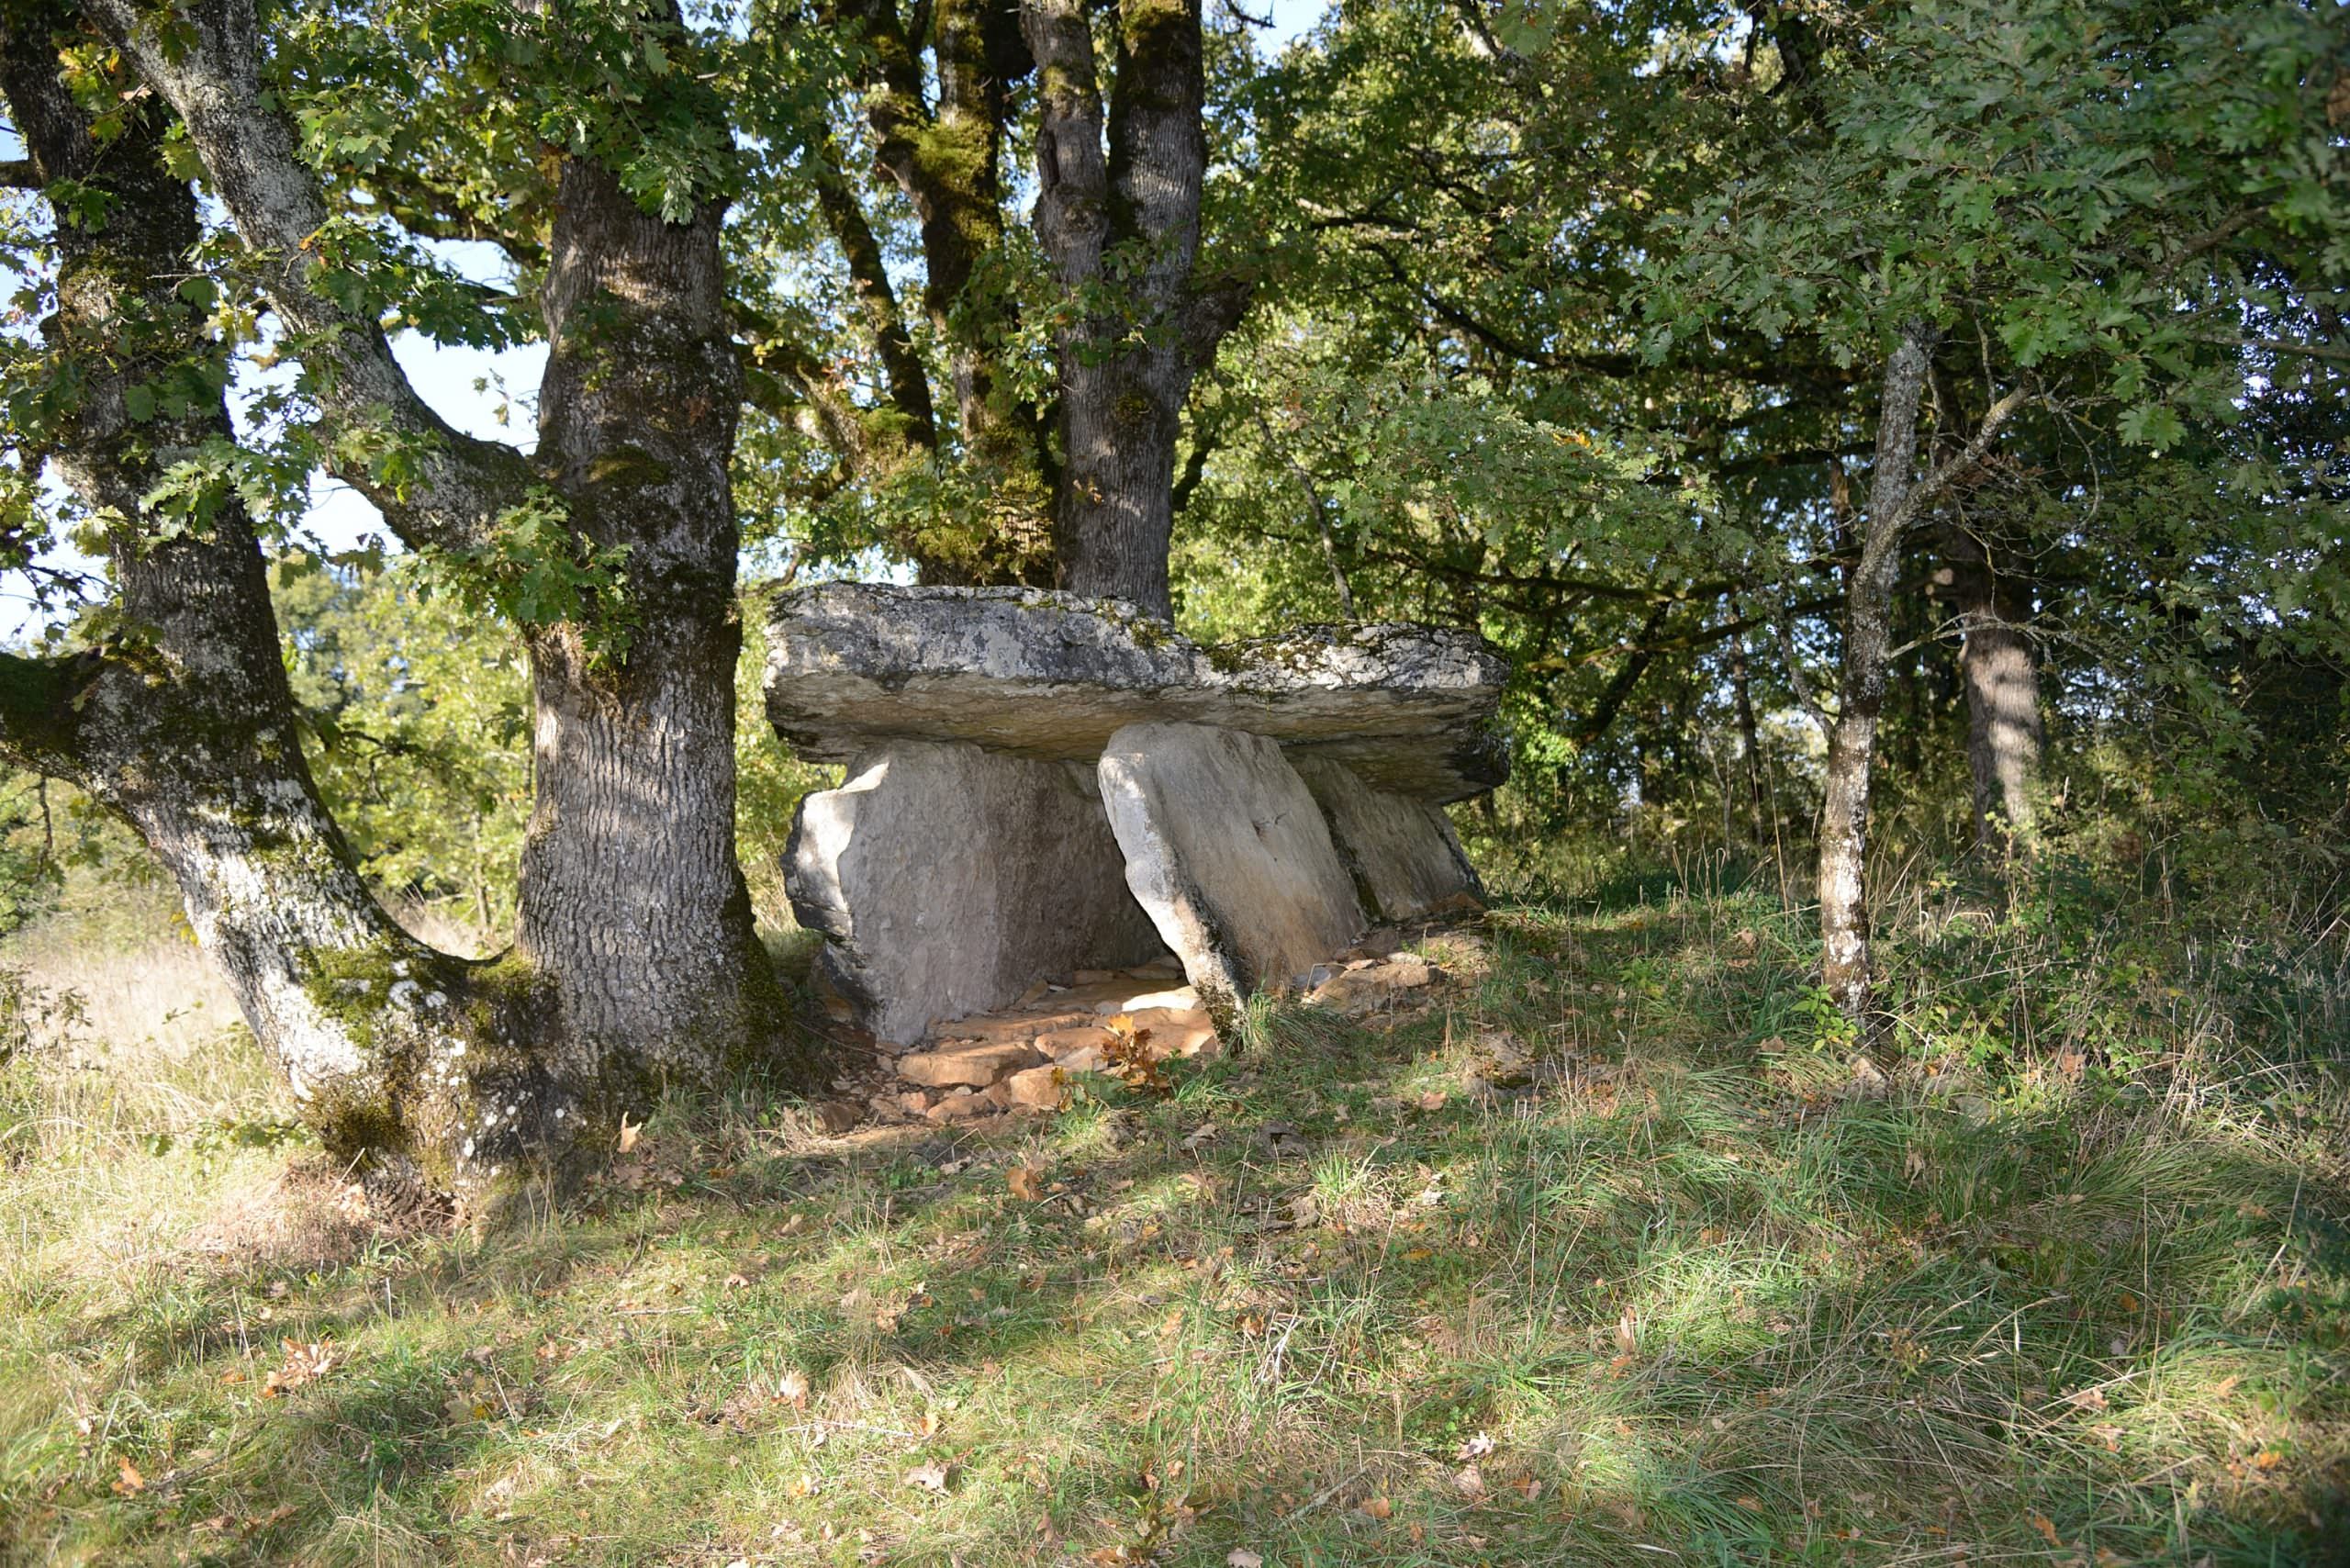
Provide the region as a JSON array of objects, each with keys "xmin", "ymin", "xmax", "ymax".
[
  {"xmin": 520, "ymin": 152, "xmax": 793, "ymax": 1090},
  {"xmin": 1934, "ymin": 525, "xmax": 2043, "ymax": 857},
  {"xmin": 1024, "ymin": 0, "xmax": 1251, "ymax": 619},
  {"xmin": 1818, "ymin": 324, "xmax": 1933, "ymax": 1028},
  {"xmin": 822, "ymin": 0, "xmax": 1056, "ymax": 581},
  {"xmin": 0, "ymin": 11, "xmax": 553, "ymax": 1213},
  {"xmin": 1818, "ymin": 323, "xmax": 2028, "ymax": 1032},
  {"xmin": 40, "ymin": 0, "xmax": 811, "ymax": 1204}
]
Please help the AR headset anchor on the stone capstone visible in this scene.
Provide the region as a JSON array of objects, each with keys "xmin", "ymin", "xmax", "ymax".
[
  {"xmin": 1292, "ymin": 756, "xmax": 1487, "ymax": 923},
  {"xmin": 784, "ymin": 740, "xmax": 1169, "ymax": 1046},
  {"xmin": 767, "ymin": 583, "xmax": 1508, "ymax": 802},
  {"xmin": 1099, "ymin": 722, "xmax": 1368, "ymax": 1013}
]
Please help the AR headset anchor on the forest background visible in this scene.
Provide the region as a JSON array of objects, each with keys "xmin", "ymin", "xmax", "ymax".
[{"xmin": 0, "ymin": 0, "xmax": 2346, "ymax": 1562}]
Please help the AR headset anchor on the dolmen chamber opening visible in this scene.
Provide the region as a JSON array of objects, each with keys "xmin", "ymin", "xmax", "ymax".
[{"xmin": 762, "ymin": 583, "xmax": 1510, "ymax": 1049}]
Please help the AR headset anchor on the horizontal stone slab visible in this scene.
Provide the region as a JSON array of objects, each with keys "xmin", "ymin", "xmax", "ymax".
[{"xmin": 765, "ymin": 583, "xmax": 1508, "ymax": 802}]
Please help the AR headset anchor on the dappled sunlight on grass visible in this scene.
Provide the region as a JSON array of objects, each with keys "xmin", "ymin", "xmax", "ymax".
[{"xmin": 2, "ymin": 881, "xmax": 2344, "ymax": 1564}]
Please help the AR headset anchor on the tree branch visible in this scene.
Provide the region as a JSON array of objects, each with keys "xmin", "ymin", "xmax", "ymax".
[
  {"xmin": 0, "ymin": 647, "xmax": 101, "ymax": 782},
  {"xmin": 810, "ymin": 135, "xmax": 937, "ymax": 448},
  {"xmin": 86, "ymin": 0, "xmax": 532, "ymax": 554},
  {"xmin": 1573, "ymin": 605, "xmax": 1668, "ymax": 743}
]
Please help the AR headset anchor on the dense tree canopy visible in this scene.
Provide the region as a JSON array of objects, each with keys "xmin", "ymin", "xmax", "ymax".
[{"xmin": 0, "ymin": 0, "xmax": 2342, "ymax": 1206}]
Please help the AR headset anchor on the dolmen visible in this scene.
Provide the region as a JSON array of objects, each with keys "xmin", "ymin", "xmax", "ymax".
[{"xmin": 763, "ymin": 583, "xmax": 1509, "ymax": 1047}]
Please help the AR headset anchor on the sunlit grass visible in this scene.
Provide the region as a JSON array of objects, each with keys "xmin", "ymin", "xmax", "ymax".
[{"xmin": 1, "ymin": 873, "xmax": 2344, "ymax": 1565}]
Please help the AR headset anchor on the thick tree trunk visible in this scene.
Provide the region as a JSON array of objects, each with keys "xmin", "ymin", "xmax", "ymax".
[
  {"xmin": 1936, "ymin": 529, "xmax": 2043, "ymax": 857},
  {"xmin": 1025, "ymin": 0, "xmax": 1248, "ymax": 620},
  {"xmin": 67, "ymin": 0, "xmax": 815, "ymax": 1203},
  {"xmin": 1818, "ymin": 322, "xmax": 1935, "ymax": 1028},
  {"xmin": 0, "ymin": 20, "xmax": 556, "ymax": 1215},
  {"xmin": 523, "ymin": 159, "xmax": 797, "ymax": 1090}
]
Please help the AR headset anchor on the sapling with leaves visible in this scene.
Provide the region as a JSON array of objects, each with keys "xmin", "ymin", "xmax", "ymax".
[{"xmin": 1645, "ymin": 0, "xmax": 2349, "ymax": 1033}]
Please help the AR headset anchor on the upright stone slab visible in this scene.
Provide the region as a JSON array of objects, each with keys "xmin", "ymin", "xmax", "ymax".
[
  {"xmin": 1098, "ymin": 722, "xmax": 1366, "ymax": 1014},
  {"xmin": 787, "ymin": 740, "xmax": 1168, "ymax": 1046},
  {"xmin": 1292, "ymin": 756, "xmax": 1487, "ymax": 923}
]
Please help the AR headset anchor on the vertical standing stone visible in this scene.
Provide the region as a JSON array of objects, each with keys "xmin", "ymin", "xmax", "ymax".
[
  {"xmin": 786, "ymin": 740, "xmax": 1167, "ymax": 1046},
  {"xmin": 1097, "ymin": 722, "xmax": 1366, "ymax": 1018},
  {"xmin": 1291, "ymin": 756, "xmax": 1486, "ymax": 923}
]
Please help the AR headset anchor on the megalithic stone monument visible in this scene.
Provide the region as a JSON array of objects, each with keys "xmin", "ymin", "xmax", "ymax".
[{"xmin": 763, "ymin": 584, "xmax": 1507, "ymax": 1044}]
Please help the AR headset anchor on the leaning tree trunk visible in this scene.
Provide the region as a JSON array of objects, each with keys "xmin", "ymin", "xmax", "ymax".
[
  {"xmin": 1818, "ymin": 322, "xmax": 1936, "ymax": 1030},
  {"xmin": 1025, "ymin": 0, "xmax": 1249, "ymax": 620},
  {"xmin": 1936, "ymin": 527, "xmax": 2043, "ymax": 857},
  {"xmin": 522, "ymin": 158, "xmax": 795, "ymax": 1092},
  {"xmin": 0, "ymin": 20, "xmax": 554, "ymax": 1215},
  {"xmin": 72, "ymin": 0, "xmax": 814, "ymax": 1204}
]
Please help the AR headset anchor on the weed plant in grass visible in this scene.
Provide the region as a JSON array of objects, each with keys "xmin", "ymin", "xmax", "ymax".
[{"xmin": 0, "ymin": 866, "xmax": 2343, "ymax": 1566}]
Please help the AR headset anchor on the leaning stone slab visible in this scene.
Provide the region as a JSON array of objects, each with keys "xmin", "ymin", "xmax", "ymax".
[
  {"xmin": 767, "ymin": 583, "xmax": 1508, "ymax": 802},
  {"xmin": 1292, "ymin": 756, "xmax": 1487, "ymax": 923},
  {"xmin": 1098, "ymin": 722, "xmax": 1367, "ymax": 1014},
  {"xmin": 785, "ymin": 740, "xmax": 1168, "ymax": 1046}
]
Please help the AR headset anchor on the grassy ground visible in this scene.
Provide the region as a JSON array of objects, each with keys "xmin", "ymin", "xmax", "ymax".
[{"xmin": 1, "ymin": 870, "xmax": 2344, "ymax": 1566}]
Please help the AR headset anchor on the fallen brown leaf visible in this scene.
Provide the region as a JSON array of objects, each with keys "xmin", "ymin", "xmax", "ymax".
[{"xmin": 259, "ymin": 1339, "xmax": 337, "ymax": 1399}]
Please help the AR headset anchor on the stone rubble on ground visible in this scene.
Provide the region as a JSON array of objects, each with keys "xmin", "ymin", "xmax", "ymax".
[
  {"xmin": 806, "ymin": 946, "xmax": 1454, "ymax": 1132},
  {"xmin": 1303, "ymin": 954, "xmax": 1444, "ymax": 1017}
]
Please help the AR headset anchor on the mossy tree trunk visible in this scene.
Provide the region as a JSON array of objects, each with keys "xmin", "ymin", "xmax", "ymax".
[
  {"xmin": 815, "ymin": 0, "xmax": 1056, "ymax": 584},
  {"xmin": 520, "ymin": 156, "xmax": 795, "ymax": 1089},
  {"xmin": 1024, "ymin": 0, "xmax": 1251, "ymax": 621},
  {"xmin": 0, "ymin": 0, "xmax": 821, "ymax": 1209},
  {"xmin": 0, "ymin": 12, "xmax": 555, "ymax": 1213},
  {"xmin": 807, "ymin": 0, "xmax": 1253, "ymax": 610}
]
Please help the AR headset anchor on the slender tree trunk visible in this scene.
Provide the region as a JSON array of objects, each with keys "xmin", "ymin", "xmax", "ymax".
[
  {"xmin": 1025, "ymin": 0, "xmax": 1250, "ymax": 620},
  {"xmin": 1729, "ymin": 625, "xmax": 1768, "ymax": 844},
  {"xmin": 1818, "ymin": 322, "xmax": 1935, "ymax": 1029},
  {"xmin": 0, "ymin": 20, "xmax": 554, "ymax": 1214},
  {"xmin": 1936, "ymin": 528, "xmax": 2043, "ymax": 857}
]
